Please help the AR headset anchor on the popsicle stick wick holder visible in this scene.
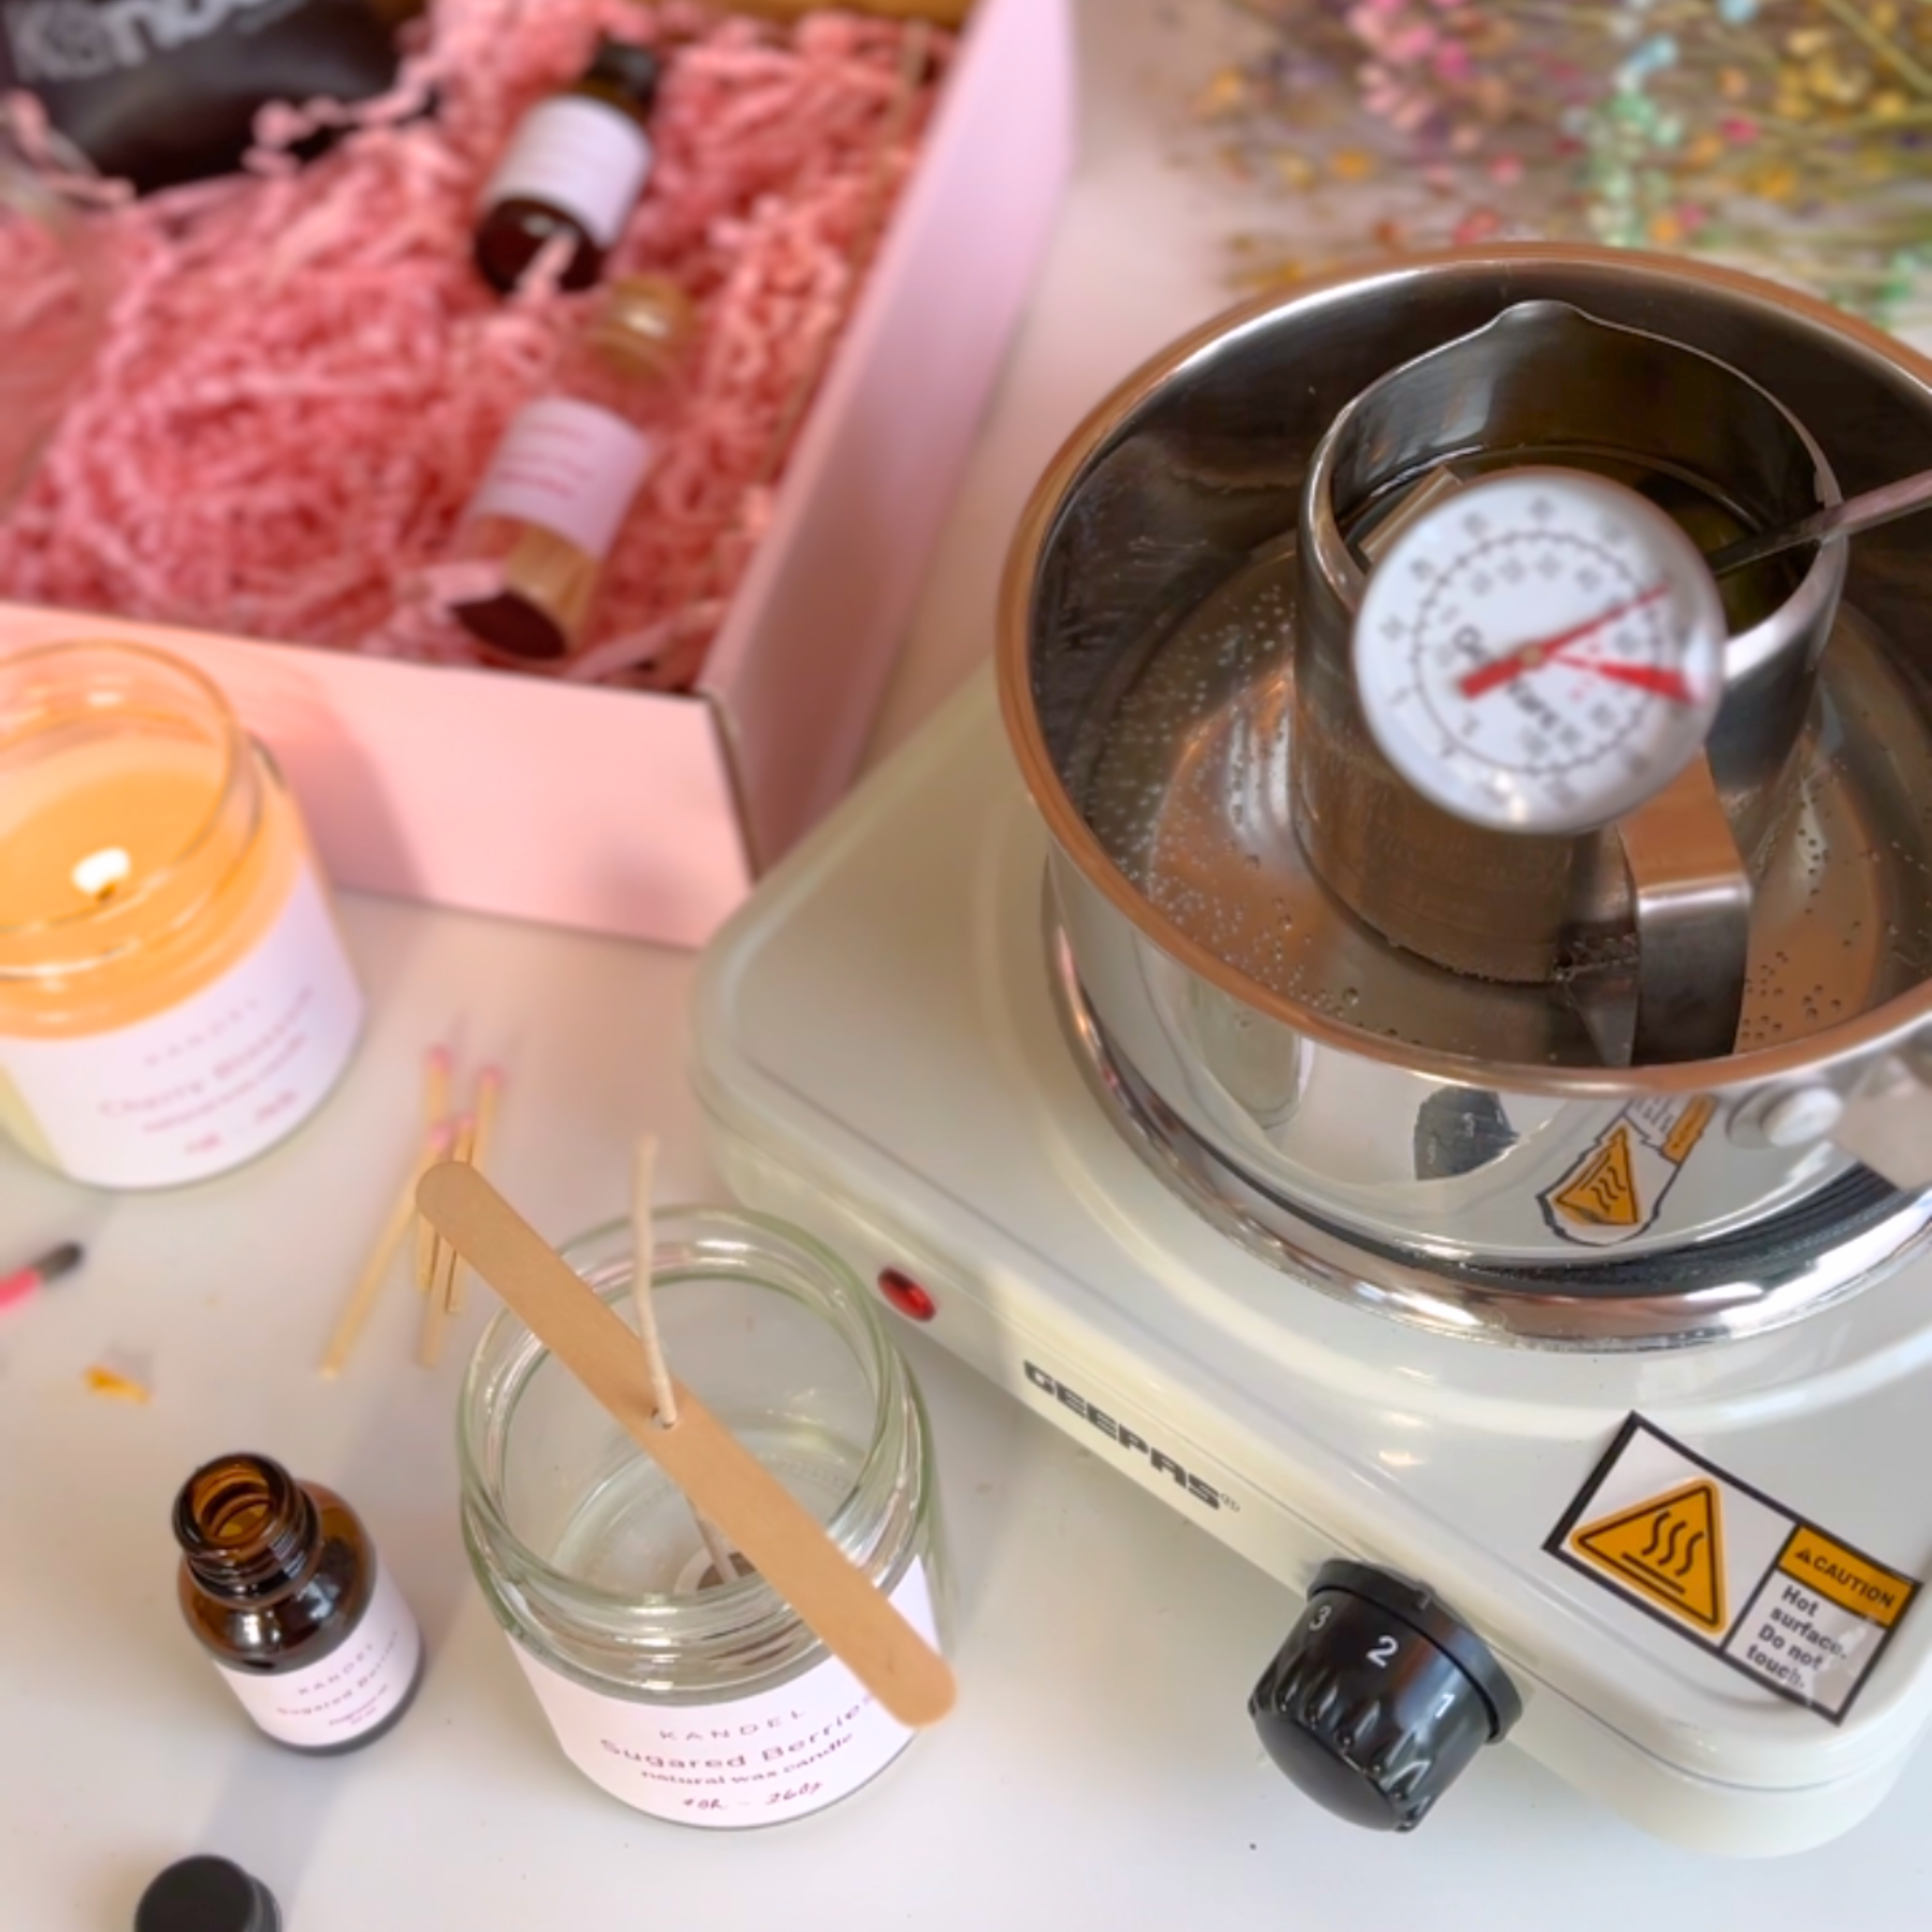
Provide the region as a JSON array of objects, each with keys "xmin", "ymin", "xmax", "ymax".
[{"xmin": 415, "ymin": 1160, "xmax": 957, "ymax": 1729}]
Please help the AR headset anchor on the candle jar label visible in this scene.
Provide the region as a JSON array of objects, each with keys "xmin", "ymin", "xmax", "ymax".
[
  {"xmin": 510, "ymin": 1558, "xmax": 937, "ymax": 1827},
  {"xmin": 211, "ymin": 1561, "xmax": 421, "ymax": 1748},
  {"xmin": 0, "ymin": 859, "xmax": 362, "ymax": 1187}
]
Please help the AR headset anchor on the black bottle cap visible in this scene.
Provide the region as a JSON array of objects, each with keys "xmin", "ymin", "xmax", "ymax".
[
  {"xmin": 136, "ymin": 1857, "xmax": 281, "ymax": 1932},
  {"xmin": 585, "ymin": 37, "xmax": 662, "ymax": 111}
]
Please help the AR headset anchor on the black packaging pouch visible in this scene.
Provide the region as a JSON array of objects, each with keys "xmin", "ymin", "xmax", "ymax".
[{"xmin": 0, "ymin": 0, "xmax": 411, "ymax": 192}]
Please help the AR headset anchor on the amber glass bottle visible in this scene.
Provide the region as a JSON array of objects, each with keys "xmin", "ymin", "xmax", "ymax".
[
  {"xmin": 474, "ymin": 37, "xmax": 662, "ymax": 295},
  {"xmin": 173, "ymin": 1453, "xmax": 422, "ymax": 1753}
]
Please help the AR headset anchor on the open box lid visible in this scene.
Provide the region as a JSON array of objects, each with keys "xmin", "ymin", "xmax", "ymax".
[{"xmin": 701, "ymin": 0, "xmax": 1074, "ymax": 870}]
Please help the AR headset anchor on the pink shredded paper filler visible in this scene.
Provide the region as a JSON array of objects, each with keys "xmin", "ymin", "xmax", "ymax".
[{"xmin": 0, "ymin": 0, "xmax": 947, "ymax": 688}]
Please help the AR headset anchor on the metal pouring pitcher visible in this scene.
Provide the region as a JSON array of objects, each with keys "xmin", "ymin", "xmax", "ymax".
[{"xmin": 1293, "ymin": 302, "xmax": 1847, "ymax": 1064}]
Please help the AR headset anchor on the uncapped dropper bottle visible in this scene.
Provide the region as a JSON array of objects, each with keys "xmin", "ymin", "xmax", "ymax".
[
  {"xmin": 172, "ymin": 1451, "xmax": 422, "ymax": 1752},
  {"xmin": 450, "ymin": 273, "xmax": 698, "ymax": 664}
]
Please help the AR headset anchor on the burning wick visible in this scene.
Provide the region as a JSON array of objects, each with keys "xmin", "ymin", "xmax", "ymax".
[{"xmin": 71, "ymin": 848, "xmax": 131, "ymax": 900}]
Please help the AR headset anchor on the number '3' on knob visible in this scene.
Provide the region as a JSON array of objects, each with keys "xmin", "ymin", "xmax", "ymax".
[{"xmin": 1248, "ymin": 1559, "xmax": 1522, "ymax": 1832}]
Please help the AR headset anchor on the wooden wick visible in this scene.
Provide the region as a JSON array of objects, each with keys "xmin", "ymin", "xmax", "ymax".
[
  {"xmin": 631, "ymin": 1137, "xmax": 740, "ymax": 1588},
  {"xmin": 319, "ymin": 1119, "xmax": 452, "ymax": 1379},
  {"xmin": 417, "ymin": 1160, "xmax": 955, "ymax": 1727}
]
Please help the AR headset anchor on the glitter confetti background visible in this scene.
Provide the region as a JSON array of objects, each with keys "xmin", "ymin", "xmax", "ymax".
[{"xmin": 1191, "ymin": 1, "xmax": 1932, "ymax": 331}]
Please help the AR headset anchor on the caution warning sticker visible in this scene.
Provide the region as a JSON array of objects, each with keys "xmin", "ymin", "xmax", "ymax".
[
  {"xmin": 1572, "ymin": 1479, "xmax": 1728, "ymax": 1633},
  {"xmin": 1546, "ymin": 1416, "xmax": 1920, "ymax": 1721}
]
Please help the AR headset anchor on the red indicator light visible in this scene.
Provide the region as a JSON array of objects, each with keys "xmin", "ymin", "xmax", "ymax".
[{"xmin": 878, "ymin": 1268, "xmax": 937, "ymax": 1322}]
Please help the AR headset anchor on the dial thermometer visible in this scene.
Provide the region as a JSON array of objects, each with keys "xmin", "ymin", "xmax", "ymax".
[{"xmin": 1351, "ymin": 467, "xmax": 1728, "ymax": 834}]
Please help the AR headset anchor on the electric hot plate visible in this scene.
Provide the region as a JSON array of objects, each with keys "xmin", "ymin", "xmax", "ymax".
[{"xmin": 692, "ymin": 671, "xmax": 1932, "ymax": 1854}]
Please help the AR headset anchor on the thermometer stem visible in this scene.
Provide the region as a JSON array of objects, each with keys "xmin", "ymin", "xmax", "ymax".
[{"xmin": 1455, "ymin": 583, "xmax": 1670, "ymax": 700}]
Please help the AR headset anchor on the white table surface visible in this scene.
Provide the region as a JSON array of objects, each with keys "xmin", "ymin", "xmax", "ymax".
[{"xmin": 7, "ymin": 3, "xmax": 1932, "ymax": 1924}]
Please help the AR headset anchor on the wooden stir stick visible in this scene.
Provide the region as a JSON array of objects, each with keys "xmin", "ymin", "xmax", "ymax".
[{"xmin": 417, "ymin": 1160, "xmax": 956, "ymax": 1729}]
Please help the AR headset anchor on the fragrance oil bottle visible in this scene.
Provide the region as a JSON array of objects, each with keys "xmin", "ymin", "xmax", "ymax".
[
  {"xmin": 173, "ymin": 1452, "xmax": 422, "ymax": 1751},
  {"xmin": 474, "ymin": 37, "xmax": 661, "ymax": 295},
  {"xmin": 450, "ymin": 274, "xmax": 697, "ymax": 664}
]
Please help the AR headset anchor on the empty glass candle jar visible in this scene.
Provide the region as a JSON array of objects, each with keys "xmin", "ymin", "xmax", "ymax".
[
  {"xmin": 0, "ymin": 641, "xmax": 363, "ymax": 1187},
  {"xmin": 459, "ymin": 1208, "xmax": 947, "ymax": 1829}
]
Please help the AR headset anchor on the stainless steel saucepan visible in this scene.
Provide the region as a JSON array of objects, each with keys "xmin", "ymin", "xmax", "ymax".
[
  {"xmin": 1294, "ymin": 300, "xmax": 1845, "ymax": 1066},
  {"xmin": 997, "ymin": 247, "xmax": 1932, "ymax": 1275}
]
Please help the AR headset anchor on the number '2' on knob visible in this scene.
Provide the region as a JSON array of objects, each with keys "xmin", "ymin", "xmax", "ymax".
[{"xmin": 1248, "ymin": 1559, "xmax": 1523, "ymax": 1832}]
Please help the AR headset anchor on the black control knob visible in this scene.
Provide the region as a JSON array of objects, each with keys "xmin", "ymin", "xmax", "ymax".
[{"xmin": 1248, "ymin": 1558, "xmax": 1522, "ymax": 1833}]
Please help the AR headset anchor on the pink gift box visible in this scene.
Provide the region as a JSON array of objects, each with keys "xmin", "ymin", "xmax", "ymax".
[{"xmin": 0, "ymin": 0, "xmax": 1072, "ymax": 948}]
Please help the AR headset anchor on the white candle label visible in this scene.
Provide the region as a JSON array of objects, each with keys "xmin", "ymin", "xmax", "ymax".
[
  {"xmin": 0, "ymin": 859, "xmax": 363, "ymax": 1188},
  {"xmin": 467, "ymin": 398, "xmax": 655, "ymax": 560},
  {"xmin": 479, "ymin": 96, "xmax": 654, "ymax": 249},
  {"xmin": 512, "ymin": 1560, "xmax": 937, "ymax": 1827},
  {"xmin": 213, "ymin": 1560, "xmax": 421, "ymax": 1748}
]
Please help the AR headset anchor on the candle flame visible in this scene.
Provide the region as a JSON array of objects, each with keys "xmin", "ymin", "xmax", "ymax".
[{"xmin": 71, "ymin": 848, "xmax": 132, "ymax": 900}]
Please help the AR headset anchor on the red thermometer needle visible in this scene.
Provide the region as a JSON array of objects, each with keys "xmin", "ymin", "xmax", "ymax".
[
  {"xmin": 1456, "ymin": 583, "xmax": 1672, "ymax": 700},
  {"xmin": 1560, "ymin": 657, "xmax": 1699, "ymax": 703}
]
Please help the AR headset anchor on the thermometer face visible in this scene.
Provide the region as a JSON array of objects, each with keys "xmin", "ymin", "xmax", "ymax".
[{"xmin": 1351, "ymin": 467, "xmax": 1727, "ymax": 834}]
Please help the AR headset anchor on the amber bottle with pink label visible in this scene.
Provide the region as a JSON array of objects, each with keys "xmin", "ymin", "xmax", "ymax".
[
  {"xmin": 173, "ymin": 1453, "xmax": 423, "ymax": 1753},
  {"xmin": 473, "ymin": 37, "xmax": 661, "ymax": 297}
]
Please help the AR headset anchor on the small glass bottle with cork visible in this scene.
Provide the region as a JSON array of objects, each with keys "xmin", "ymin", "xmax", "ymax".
[{"xmin": 449, "ymin": 273, "xmax": 698, "ymax": 665}]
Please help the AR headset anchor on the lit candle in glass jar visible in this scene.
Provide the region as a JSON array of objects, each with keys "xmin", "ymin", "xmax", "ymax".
[{"xmin": 0, "ymin": 641, "xmax": 363, "ymax": 1187}]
